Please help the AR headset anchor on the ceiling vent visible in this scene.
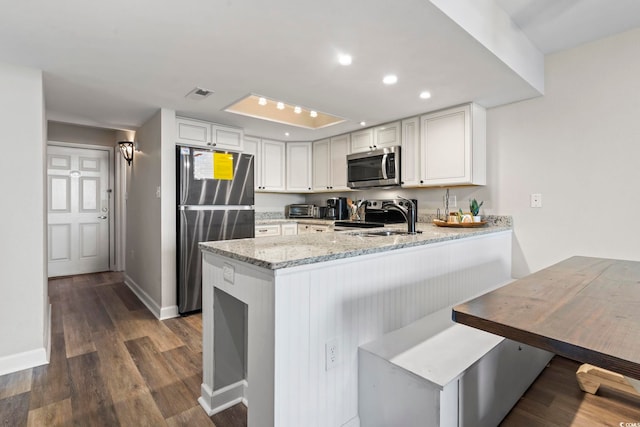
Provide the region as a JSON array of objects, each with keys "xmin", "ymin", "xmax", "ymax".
[{"xmin": 185, "ymin": 87, "xmax": 214, "ymax": 100}]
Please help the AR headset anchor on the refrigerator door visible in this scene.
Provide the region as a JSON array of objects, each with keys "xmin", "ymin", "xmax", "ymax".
[
  {"xmin": 177, "ymin": 146, "xmax": 254, "ymax": 207},
  {"xmin": 178, "ymin": 206, "xmax": 255, "ymax": 314}
]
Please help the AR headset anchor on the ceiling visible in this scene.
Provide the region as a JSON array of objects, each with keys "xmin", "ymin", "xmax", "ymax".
[{"xmin": 1, "ymin": 0, "xmax": 639, "ymax": 141}]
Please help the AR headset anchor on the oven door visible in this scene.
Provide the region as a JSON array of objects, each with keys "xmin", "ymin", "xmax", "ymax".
[{"xmin": 347, "ymin": 146, "xmax": 400, "ymax": 188}]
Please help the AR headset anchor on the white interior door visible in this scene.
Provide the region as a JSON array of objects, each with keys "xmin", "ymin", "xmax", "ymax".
[{"xmin": 47, "ymin": 145, "xmax": 110, "ymax": 277}]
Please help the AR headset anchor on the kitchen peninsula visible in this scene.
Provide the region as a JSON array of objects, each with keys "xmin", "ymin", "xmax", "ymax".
[{"xmin": 198, "ymin": 220, "xmax": 538, "ymax": 426}]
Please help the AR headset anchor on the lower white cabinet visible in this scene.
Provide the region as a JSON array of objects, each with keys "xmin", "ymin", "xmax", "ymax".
[
  {"xmin": 255, "ymin": 224, "xmax": 280, "ymax": 237},
  {"xmin": 297, "ymin": 224, "xmax": 331, "ymax": 234},
  {"xmin": 255, "ymin": 222, "xmax": 298, "ymax": 237},
  {"xmin": 281, "ymin": 223, "xmax": 298, "ymax": 236}
]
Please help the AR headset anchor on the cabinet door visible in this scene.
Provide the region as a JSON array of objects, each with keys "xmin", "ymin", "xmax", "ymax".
[
  {"xmin": 374, "ymin": 121, "xmax": 400, "ymax": 149},
  {"xmin": 312, "ymin": 138, "xmax": 331, "ymax": 191},
  {"xmin": 286, "ymin": 142, "xmax": 312, "ymax": 192},
  {"xmin": 261, "ymin": 139, "xmax": 286, "ymax": 191},
  {"xmin": 401, "ymin": 117, "xmax": 421, "ymax": 186},
  {"xmin": 421, "ymin": 105, "xmax": 471, "ymax": 185},
  {"xmin": 176, "ymin": 118, "xmax": 211, "ymax": 146},
  {"xmin": 329, "ymin": 134, "xmax": 350, "ymax": 191},
  {"xmin": 281, "ymin": 223, "xmax": 298, "ymax": 235},
  {"xmin": 243, "ymin": 136, "xmax": 262, "ymax": 190},
  {"xmin": 212, "ymin": 125, "xmax": 244, "ymax": 151},
  {"xmin": 350, "ymin": 128, "xmax": 374, "ymax": 153}
]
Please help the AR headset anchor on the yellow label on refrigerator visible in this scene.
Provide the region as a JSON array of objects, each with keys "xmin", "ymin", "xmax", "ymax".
[{"xmin": 213, "ymin": 152, "xmax": 234, "ymax": 180}]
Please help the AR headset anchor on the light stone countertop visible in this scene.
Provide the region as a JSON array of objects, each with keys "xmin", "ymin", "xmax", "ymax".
[
  {"xmin": 256, "ymin": 218, "xmax": 335, "ymax": 226},
  {"xmin": 200, "ymin": 220, "xmax": 512, "ymax": 270}
]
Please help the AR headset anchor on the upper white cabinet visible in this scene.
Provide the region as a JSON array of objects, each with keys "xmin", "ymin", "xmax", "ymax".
[
  {"xmin": 176, "ymin": 117, "xmax": 244, "ymax": 151},
  {"xmin": 244, "ymin": 136, "xmax": 286, "ymax": 192},
  {"xmin": 313, "ymin": 134, "xmax": 350, "ymax": 191},
  {"xmin": 351, "ymin": 121, "xmax": 401, "ymax": 153},
  {"xmin": 400, "ymin": 117, "xmax": 421, "ymax": 187},
  {"xmin": 286, "ymin": 142, "xmax": 312, "ymax": 192},
  {"xmin": 419, "ymin": 104, "xmax": 486, "ymax": 186}
]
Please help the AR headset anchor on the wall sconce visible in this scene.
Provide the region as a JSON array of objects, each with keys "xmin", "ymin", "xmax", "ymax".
[{"xmin": 118, "ymin": 141, "xmax": 135, "ymax": 166}]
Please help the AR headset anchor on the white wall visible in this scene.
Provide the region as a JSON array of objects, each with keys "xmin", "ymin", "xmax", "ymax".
[
  {"xmin": 487, "ymin": 28, "xmax": 640, "ymax": 276},
  {"xmin": 159, "ymin": 109, "xmax": 177, "ymax": 313},
  {"xmin": 0, "ymin": 62, "xmax": 48, "ymax": 374}
]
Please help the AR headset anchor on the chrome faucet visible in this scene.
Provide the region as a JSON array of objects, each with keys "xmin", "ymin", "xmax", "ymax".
[{"xmin": 382, "ymin": 196, "xmax": 417, "ymax": 234}]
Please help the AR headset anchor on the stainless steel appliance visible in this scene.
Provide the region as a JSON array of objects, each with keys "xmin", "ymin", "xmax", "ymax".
[
  {"xmin": 326, "ymin": 197, "xmax": 349, "ymax": 220},
  {"xmin": 177, "ymin": 145, "xmax": 255, "ymax": 314},
  {"xmin": 347, "ymin": 146, "xmax": 401, "ymax": 189},
  {"xmin": 286, "ymin": 204, "xmax": 316, "ymax": 218},
  {"xmin": 334, "ymin": 198, "xmax": 417, "ymax": 230}
]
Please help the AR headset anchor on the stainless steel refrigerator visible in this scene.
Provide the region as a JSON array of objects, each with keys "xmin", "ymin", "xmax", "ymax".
[{"xmin": 177, "ymin": 145, "xmax": 255, "ymax": 314}]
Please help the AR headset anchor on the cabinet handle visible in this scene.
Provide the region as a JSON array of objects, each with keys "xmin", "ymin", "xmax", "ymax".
[
  {"xmin": 420, "ymin": 180, "xmax": 424, "ymax": 184},
  {"xmin": 258, "ymin": 229, "xmax": 268, "ymax": 233}
]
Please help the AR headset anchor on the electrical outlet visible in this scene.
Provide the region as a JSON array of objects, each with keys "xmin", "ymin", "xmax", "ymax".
[
  {"xmin": 223, "ymin": 263, "xmax": 235, "ymax": 284},
  {"xmin": 443, "ymin": 194, "xmax": 456, "ymax": 208},
  {"xmin": 325, "ymin": 339, "xmax": 339, "ymax": 370},
  {"xmin": 530, "ymin": 193, "xmax": 542, "ymax": 208}
]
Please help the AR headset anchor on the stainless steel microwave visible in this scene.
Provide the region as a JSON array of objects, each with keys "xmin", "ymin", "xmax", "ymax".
[{"xmin": 347, "ymin": 146, "xmax": 401, "ymax": 189}]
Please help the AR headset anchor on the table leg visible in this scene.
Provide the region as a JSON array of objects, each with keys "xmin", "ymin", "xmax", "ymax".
[{"xmin": 576, "ymin": 364, "xmax": 640, "ymax": 397}]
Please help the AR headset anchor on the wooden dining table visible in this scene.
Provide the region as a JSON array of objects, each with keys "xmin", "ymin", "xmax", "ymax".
[{"xmin": 452, "ymin": 256, "xmax": 640, "ymax": 381}]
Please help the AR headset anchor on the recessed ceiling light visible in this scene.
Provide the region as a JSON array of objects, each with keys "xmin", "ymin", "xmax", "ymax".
[
  {"xmin": 383, "ymin": 74, "xmax": 398, "ymax": 85},
  {"xmin": 419, "ymin": 91, "xmax": 432, "ymax": 99},
  {"xmin": 338, "ymin": 54, "xmax": 352, "ymax": 66},
  {"xmin": 310, "ymin": 111, "xmax": 318, "ymax": 118},
  {"xmin": 285, "ymin": 132, "xmax": 290, "ymax": 136},
  {"xmin": 294, "ymin": 106, "xmax": 302, "ymax": 114},
  {"xmin": 360, "ymin": 121, "xmax": 366, "ymax": 126},
  {"xmin": 276, "ymin": 102, "xmax": 285, "ymax": 110},
  {"xmin": 258, "ymin": 97, "xmax": 267, "ymax": 106}
]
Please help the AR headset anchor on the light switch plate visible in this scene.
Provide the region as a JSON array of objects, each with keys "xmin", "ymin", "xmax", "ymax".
[{"xmin": 530, "ymin": 193, "xmax": 542, "ymax": 208}]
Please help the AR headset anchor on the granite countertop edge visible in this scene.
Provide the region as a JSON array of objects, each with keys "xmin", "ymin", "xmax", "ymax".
[{"xmin": 200, "ymin": 223, "xmax": 512, "ymax": 270}]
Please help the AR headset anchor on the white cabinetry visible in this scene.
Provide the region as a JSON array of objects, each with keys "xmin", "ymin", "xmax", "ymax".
[
  {"xmin": 350, "ymin": 121, "xmax": 400, "ymax": 153},
  {"xmin": 255, "ymin": 223, "xmax": 298, "ymax": 237},
  {"xmin": 400, "ymin": 117, "xmax": 421, "ymax": 187},
  {"xmin": 286, "ymin": 142, "xmax": 312, "ymax": 192},
  {"xmin": 313, "ymin": 134, "xmax": 350, "ymax": 191},
  {"xmin": 297, "ymin": 223, "xmax": 331, "ymax": 234},
  {"xmin": 281, "ymin": 223, "xmax": 298, "ymax": 236},
  {"xmin": 419, "ymin": 104, "xmax": 485, "ymax": 186},
  {"xmin": 244, "ymin": 136, "xmax": 286, "ymax": 192},
  {"xmin": 255, "ymin": 224, "xmax": 281, "ymax": 237},
  {"xmin": 176, "ymin": 117, "xmax": 244, "ymax": 151}
]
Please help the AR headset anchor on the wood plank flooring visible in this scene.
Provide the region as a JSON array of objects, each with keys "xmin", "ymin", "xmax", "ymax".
[
  {"xmin": 0, "ymin": 272, "xmax": 246, "ymax": 427},
  {"xmin": 1, "ymin": 271, "xmax": 638, "ymax": 426}
]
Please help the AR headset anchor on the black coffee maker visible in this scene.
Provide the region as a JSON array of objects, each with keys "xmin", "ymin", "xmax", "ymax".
[{"xmin": 326, "ymin": 197, "xmax": 349, "ymax": 220}]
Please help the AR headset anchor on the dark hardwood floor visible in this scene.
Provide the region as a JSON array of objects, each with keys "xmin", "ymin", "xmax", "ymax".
[
  {"xmin": 0, "ymin": 272, "xmax": 246, "ymax": 427},
  {"xmin": 1, "ymin": 272, "xmax": 638, "ymax": 426}
]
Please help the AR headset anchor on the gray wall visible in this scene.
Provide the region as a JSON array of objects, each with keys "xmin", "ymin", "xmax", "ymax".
[{"xmin": 48, "ymin": 121, "xmax": 117, "ymax": 147}]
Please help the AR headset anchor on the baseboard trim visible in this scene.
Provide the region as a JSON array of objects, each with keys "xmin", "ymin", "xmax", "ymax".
[
  {"xmin": 199, "ymin": 380, "xmax": 248, "ymax": 416},
  {"xmin": 0, "ymin": 347, "xmax": 48, "ymax": 376},
  {"xmin": 123, "ymin": 274, "xmax": 179, "ymax": 320}
]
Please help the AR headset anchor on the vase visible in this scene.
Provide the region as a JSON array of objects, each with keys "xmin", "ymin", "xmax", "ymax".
[{"xmin": 473, "ymin": 215, "xmax": 482, "ymax": 222}]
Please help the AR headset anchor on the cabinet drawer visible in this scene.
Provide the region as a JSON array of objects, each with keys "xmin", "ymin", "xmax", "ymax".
[{"xmin": 255, "ymin": 224, "xmax": 280, "ymax": 237}]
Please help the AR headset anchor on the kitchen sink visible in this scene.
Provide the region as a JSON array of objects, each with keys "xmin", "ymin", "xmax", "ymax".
[{"xmin": 348, "ymin": 230, "xmax": 421, "ymax": 237}]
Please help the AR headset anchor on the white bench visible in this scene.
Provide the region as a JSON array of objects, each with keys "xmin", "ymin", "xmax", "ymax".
[{"xmin": 358, "ymin": 307, "xmax": 553, "ymax": 427}]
